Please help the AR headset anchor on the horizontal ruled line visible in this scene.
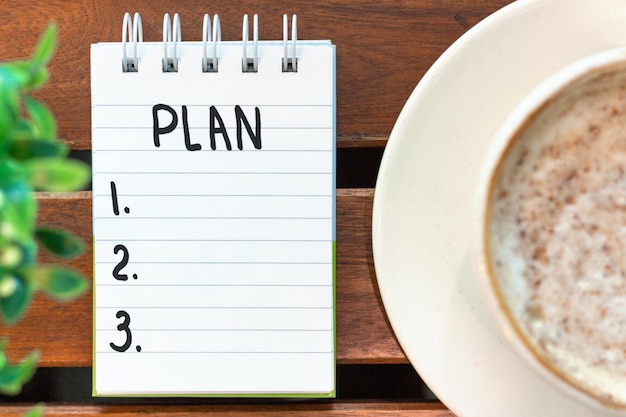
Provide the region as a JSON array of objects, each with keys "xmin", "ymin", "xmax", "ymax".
[
  {"xmin": 93, "ymin": 194, "xmax": 332, "ymax": 198},
  {"xmin": 96, "ymin": 306, "xmax": 332, "ymax": 310},
  {"xmin": 96, "ymin": 328, "xmax": 331, "ymax": 331},
  {"xmin": 94, "ymin": 104, "xmax": 332, "ymax": 108},
  {"xmin": 93, "ymin": 149, "xmax": 332, "ymax": 152},
  {"xmin": 94, "ymin": 126, "xmax": 332, "ymax": 130},
  {"xmin": 94, "ymin": 216, "xmax": 332, "ymax": 220},
  {"xmin": 94, "ymin": 238, "xmax": 331, "ymax": 242},
  {"xmin": 95, "ymin": 351, "xmax": 333, "ymax": 355},
  {"xmin": 95, "ymin": 284, "xmax": 332, "ymax": 287},
  {"xmin": 95, "ymin": 262, "xmax": 332, "ymax": 265},
  {"xmin": 94, "ymin": 172, "xmax": 332, "ymax": 175}
]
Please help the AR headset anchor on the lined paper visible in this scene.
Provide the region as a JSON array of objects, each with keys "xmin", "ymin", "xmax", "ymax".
[{"xmin": 91, "ymin": 39, "xmax": 335, "ymax": 396}]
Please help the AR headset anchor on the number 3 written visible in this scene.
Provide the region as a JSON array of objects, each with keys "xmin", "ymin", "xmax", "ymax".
[{"xmin": 110, "ymin": 310, "xmax": 132, "ymax": 352}]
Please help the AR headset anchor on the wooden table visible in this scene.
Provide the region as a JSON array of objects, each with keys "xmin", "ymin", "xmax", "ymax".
[{"xmin": 0, "ymin": 0, "xmax": 512, "ymax": 415}]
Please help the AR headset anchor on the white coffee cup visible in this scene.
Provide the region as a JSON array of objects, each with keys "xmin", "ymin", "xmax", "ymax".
[{"xmin": 476, "ymin": 47, "xmax": 626, "ymax": 413}]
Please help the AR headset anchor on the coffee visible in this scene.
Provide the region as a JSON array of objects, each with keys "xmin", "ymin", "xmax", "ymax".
[{"xmin": 486, "ymin": 62, "xmax": 626, "ymax": 408}]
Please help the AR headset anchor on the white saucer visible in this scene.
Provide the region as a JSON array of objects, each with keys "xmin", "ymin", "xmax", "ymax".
[{"xmin": 372, "ymin": 1, "xmax": 626, "ymax": 416}]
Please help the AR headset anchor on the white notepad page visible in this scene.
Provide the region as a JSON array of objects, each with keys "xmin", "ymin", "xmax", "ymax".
[{"xmin": 91, "ymin": 34, "xmax": 336, "ymax": 396}]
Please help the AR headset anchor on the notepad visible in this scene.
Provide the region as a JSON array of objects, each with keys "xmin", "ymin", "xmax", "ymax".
[{"xmin": 91, "ymin": 13, "xmax": 336, "ymax": 397}]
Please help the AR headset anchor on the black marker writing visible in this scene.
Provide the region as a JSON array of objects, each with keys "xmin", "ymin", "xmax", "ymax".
[
  {"xmin": 110, "ymin": 310, "xmax": 132, "ymax": 352},
  {"xmin": 113, "ymin": 244, "xmax": 130, "ymax": 281},
  {"xmin": 110, "ymin": 181, "xmax": 130, "ymax": 215},
  {"xmin": 152, "ymin": 104, "xmax": 262, "ymax": 151},
  {"xmin": 210, "ymin": 105, "xmax": 231, "ymax": 150},
  {"xmin": 235, "ymin": 105, "xmax": 261, "ymax": 150},
  {"xmin": 182, "ymin": 105, "xmax": 201, "ymax": 151},
  {"xmin": 110, "ymin": 181, "xmax": 120, "ymax": 215},
  {"xmin": 152, "ymin": 104, "xmax": 177, "ymax": 148}
]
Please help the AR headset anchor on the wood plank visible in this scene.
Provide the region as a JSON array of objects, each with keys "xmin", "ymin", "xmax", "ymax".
[
  {"xmin": 338, "ymin": 135, "xmax": 388, "ymax": 149},
  {"xmin": 0, "ymin": 402, "xmax": 455, "ymax": 417},
  {"xmin": 1, "ymin": 190, "xmax": 406, "ymax": 367},
  {"xmin": 0, "ymin": 0, "xmax": 512, "ymax": 150},
  {"xmin": 335, "ymin": 189, "xmax": 405, "ymax": 363}
]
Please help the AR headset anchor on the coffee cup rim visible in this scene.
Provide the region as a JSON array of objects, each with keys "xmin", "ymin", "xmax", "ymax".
[{"xmin": 474, "ymin": 47, "xmax": 626, "ymax": 414}]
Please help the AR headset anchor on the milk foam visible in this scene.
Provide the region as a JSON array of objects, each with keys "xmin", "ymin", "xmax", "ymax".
[{"xmin": 488, "ymin": 63, "xmax": 626, "ymax": 407}]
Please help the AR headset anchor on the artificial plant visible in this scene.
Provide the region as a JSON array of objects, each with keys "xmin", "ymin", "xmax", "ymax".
[{"xmin": 0, "ymin": 23, "xmax": 90, "ymax": 405}]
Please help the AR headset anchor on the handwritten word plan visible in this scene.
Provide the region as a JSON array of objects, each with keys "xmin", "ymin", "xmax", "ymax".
[{"xmin": 91, "ymin": 20, "xmax": 335, "ymax": 396}]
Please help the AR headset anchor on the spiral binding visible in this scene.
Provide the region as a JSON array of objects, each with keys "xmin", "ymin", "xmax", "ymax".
[
  {"xmin": 121, "ymin": 12, "xmax": 298, "ymax": 73},
  {"xmin": 241, "ymin": 14, "xmax": 259, "ymax": 73},
  {"xmin": 162, "ymin": 13, "xmax": 182, "ymax": 72},
  {"xmin": 283, "ymin": 14, "xmax": 298, "ymax": 72},
  {"xmin": 121, "ymin": 12, "xmax": 143, "ymax": 72},
  {"xmin": 202, "ymin": 14, "xmax": 221, "ymax": 72}
]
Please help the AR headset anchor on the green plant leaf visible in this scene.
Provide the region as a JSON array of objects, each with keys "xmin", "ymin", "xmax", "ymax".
[
  {"xmin": 10, "ymin": 119, "xmax": 38, "ymax": 142},
  {"xmin": 22, "ymin": 158, "xmax": 90, "ymax": 192},
  {"xmin": 0, "ymin": 242, "xmax": 24, "ymax": 269},
  {"xmin": 24, "ymin": 97, "xmax": 57, "ymax": 140},
  {"xmin": 0, "ymin": 161, "xmax": 37, "ymax": 240},
  {"xmin": 0, "ymin": 239, "xmax": 37, "ymax": 271},
  {"xmin": 0, "ymin": 189, "xmax": 38, "ymax": 243},
  {"xmin": 22, "ymin": 403, "xmax": 45, "ymax": 417},
  {"xmin": 0, "ymin": 82, "xmax": 20, "ymax": 141},
  {"xmin": 9, "ymin": 139, "xmax": 67, "ymax": 160},
  {"xmin": 0, "ymin": 350, "xmax": 39, "ymax": 395},
  {"xmin": 0, "ymin": 275, "xmax": 33, "ymax": 325},
  {"xmin": 26, "ymin": 266, "xmax": 88, "ymax": 301},
  {"xmin": 0, "ymin": 62, "xmax": 31, "ymax": 89},
  {"xmin": 30, "ymin": 23, "xmax": 57, "ymax": 72},
  {"xmin": 24, "ymin": 66, "xmax": 49, "ymax": 91},
  {"xmin": 19, "ymin": 239, "xmax": 37, "ymax": 268},
  {"xmin": 35, "ymin": 227, "xmax": 84, "ymax": 259}
]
